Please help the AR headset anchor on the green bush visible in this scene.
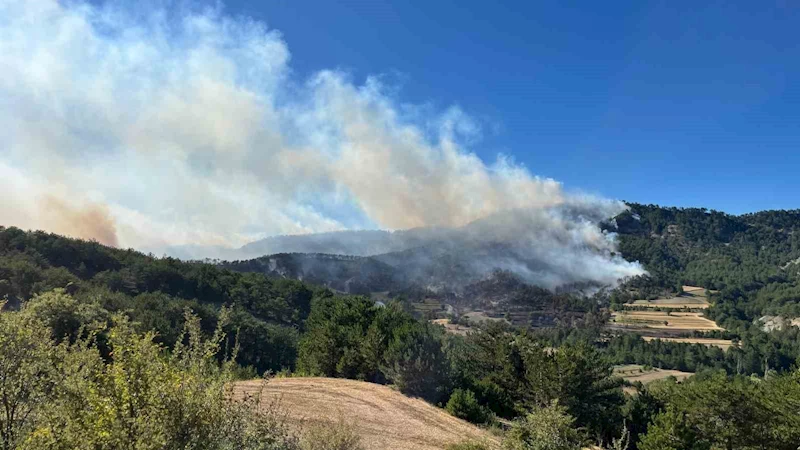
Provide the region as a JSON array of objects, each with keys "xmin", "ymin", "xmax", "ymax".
[
  {"xmin": 300, "ymin": 418, "xmax": 364, "ymax": 450},
  {"xmin": 1, "ymin": 296, "xmax": 301, "ymax": 450},
  {"xmin": 446, "ymin": 389, "xmax": 491, "ymax": 424},
  {"xmin": 503, "ymin": 402, "xmax": 584, "ymax": 450}
]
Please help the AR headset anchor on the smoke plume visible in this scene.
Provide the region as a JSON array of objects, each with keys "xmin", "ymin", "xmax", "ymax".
[
  {"xmin": 40, "ymin": 195, "xmax": 119, "ymax": 247},
  {"xmin": 0, "ymin": 0, "xmax": 644, "ymax": 287}
]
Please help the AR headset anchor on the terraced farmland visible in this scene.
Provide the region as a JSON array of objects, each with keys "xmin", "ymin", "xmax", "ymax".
[
  {"xmin": 642, "ymin": 336, "xmax": 736, "ymax": 351},
  {"xmin": 610, "ymin": 311, "xmax": 723, "ymax": 332},
  {"xmin": 614, "ymin": 364, "xmax": 693, "ymax": 394},
  {"xmin": 626, "ymin": 285, "xmax": 712, "ymax": 310}
]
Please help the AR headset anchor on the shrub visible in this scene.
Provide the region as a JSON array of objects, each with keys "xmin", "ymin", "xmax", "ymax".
[
  {"xmin": 446, "ymin": 389, "xmax": 491, "ymax": 424},
  {"xmin": 503, "ymin": 402, "xmax": 585, "ymax": 450},
  {"xmin": 1, "ymin": 296, "xmax": 301, "ymax": 450},
  {"xmin": 0, "ymin": 302, "xmax": 65, "ymax": 450},
  {"xmin": 300, "ymin": 418, "xmax": 364, "ymax": 450}
]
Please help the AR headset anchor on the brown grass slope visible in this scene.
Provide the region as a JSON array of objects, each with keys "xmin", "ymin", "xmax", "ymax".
[{"xmin": 234, "ymin": 377, "xmax": 500, "ymax": 450}]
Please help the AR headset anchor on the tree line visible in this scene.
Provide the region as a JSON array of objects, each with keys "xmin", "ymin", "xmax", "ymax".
[{"xmin": 2, "ymin": 224, "xmax": 800, "ymax": 448}]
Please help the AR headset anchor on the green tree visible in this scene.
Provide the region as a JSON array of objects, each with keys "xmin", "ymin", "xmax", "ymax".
[
  {"xmin": 637, "ymin": 408, "xmax": 707, "ymax": 450},
  {"xmin": 503, "ymin": 402, "xmax": 584, "ymax": 450},
  {"xmin": 297, "ymin": 296, "xmax": 377, "ymax": 379},
  {"xmin": 0, "ymin": 304, "xmax": 64, "ymax": 450},
  {"xmin": 446, "ymin": 389, "xmax": 490, "ymax": 424},
  {"xmin": 550, "ymin": 344, "xmax": 625, "ymax": 440},
  {"xmin": 20, "ymin": 289, "xmax": 108, "ymax": 342},
  {"xmin": 382, "ymin": 321, "xmax": 450, "ymax": 402}
]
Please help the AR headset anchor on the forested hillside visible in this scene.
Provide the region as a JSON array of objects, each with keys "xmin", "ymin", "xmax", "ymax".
[
  {"xmin": 0, "ymin": 226, "xmax": 314, "ymax": 373},
  {"xmin": 615, "ymin": 204, "xmax": 800, "ymax": 329},
  {"xmin": 2, "ymin": 212, "xmax": 800, "ymax": 449}
]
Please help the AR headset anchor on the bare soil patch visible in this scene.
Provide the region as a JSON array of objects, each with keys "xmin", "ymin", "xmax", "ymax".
[
  {"xmin": 233, "ymin": 377, "xmax": 499, "ymax": 450},
  {"xmin": 681, "ymin": 285, "xmax": 705, "ymax": 293}
]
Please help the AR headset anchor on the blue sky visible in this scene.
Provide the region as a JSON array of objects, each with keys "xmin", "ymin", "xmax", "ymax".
[{"xmin": 226, "ymin": 0, "xmax": 799, "ymax": 214}]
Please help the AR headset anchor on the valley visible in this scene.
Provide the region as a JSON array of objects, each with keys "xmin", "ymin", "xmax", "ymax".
[{"xmin": 2, "ymin": 203, "xmax": 800, "ymax": 449}]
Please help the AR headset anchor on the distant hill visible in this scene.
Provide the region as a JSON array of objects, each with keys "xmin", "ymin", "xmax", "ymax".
[
  {"xmin": 611, "ymin": 204, "xmax": 800, "ymax": 327},
  {"xmin": 221, "ymin": 204, "xmax": 800, "ymax": 328},
  {"xmin": 223, "ymin": 206, "xmax": 645, "ymax": 298},
  {"xmin": 238, "ymin": 228, "xmax": 454, "ymax": 258}
]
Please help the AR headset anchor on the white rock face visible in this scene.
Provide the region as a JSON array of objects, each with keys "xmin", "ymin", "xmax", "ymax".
[{"xmin": 758, "ymin": 315, "xmax": 800, "ymax": 332}]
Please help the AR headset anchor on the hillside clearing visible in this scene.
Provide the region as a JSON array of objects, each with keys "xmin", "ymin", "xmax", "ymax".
[
  {"xmin": 629, "ymin": 297, "xmax": 710, "ymax": 309},
  {"xmin": 431, "ymin": 318, "xmax": 471, "ymax": 336},
  {"xmin": 610, "ymin": 311, "xmax": 723, "ymax": 332},
  {"xmin": 233, "ymin": 377, "xmax": 500, "ymax": 450},
  {"xmin": 642, "ymin": 336, "xmax": 736, "ymax": 351},
  {"xmin": 627, "ymin": 287, "xmax": 711, "ymax": 310},
  {"xmin": 681, "ymin": 285, "xmax": 706, "ymax": 293},
  {"xmin": 463, "ymin": 311, "xmax": 510, "ymax": 324},
  {"xmin": 614, "ymin": 364, "xmax": 694, "ymax": 394}
]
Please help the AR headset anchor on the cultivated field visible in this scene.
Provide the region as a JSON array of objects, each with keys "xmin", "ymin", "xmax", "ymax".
[
  {"xmin": 610, "ymin": 311, "xmax": 723, "ymax": 332},
  {"xmin": 462, "ymin": 311, "xmax": 509, "ymax": 324},
  {"xmin": 626, "ymin": 285, "xmax": 712, "ymax": 310},
  {"xmin": 431, "ymin": 318, "xmax": 471, "ymax": 336},
  {"xmin": 614, "ymin": 364, "xmax": 693, "ymax": 389},
  {"xmin": 629, "ymin": 297, "xmax": 710, "ymax": 309},
  {"xmin": 411, "ymin": 299, "xmax": 447, "ymax": 317},
  {"xmin": 642, "ymin": 336, "xmax": 736, "ymax": 351},
  {"xmin": 233, "ymin": 377, "xmax": 499, "ymax": 450}
]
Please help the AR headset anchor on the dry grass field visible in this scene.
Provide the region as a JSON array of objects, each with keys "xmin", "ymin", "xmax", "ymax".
[
  {"xmin": 642, "ymin": 336, "xmax": 736, "ymax": 351},
  {"xmin": 431, "ymin": 318, "xmax": 471, "ymax": 336},
  {"xmin": 233, "ymin": 377, "xmax": 500, "ymax": 450},
  {"xmin": 629, "ymin": 297, "xmax": 710, "ymax": 309},
  {"xmin": 627, "ymin": 285, "xmax": 712, "ymax": 310},
  {"xmin": 614, "ymin": 364, "xmax": 693, "ymax": 390},
  {"xmin": 462, "ymin": 311, "xmax": 509, "ymax": 324},
  {"xmin": 610, "ymin": 311, "xmax": 723, "ymax": 332},
  {"xmin": 411, "ymin": 299, "xmax": 447, "ymax": 317}
]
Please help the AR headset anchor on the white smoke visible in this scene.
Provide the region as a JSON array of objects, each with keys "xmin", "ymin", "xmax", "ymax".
[{"xmin": 0, "ymin": 0, "xmax": 644, "ymax": 286}]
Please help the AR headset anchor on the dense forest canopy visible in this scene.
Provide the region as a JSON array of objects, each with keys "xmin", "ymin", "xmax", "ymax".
[
  {"xmin": 0, "ymin": 225, "xmax": 315, "ymax": 373},
  {"xmin": 616, "ymin": 203, "xmax": 800, "ymax": 323}
]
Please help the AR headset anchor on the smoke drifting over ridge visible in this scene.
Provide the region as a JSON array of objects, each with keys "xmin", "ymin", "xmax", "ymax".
[{"xmin": 0, "ymin": 0, "xmax": 644, "ymax": 287}]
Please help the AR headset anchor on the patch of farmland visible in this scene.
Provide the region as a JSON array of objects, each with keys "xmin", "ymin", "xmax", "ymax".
[
  {"xmin": 411, "ymin": 299, "xmax": 446, "ymax": 317},
  {"xmin": 629, "ymin": 297, "xmax": 710, "ymax": 309},
  {"xmin": 681, "ymin": 285, "xmax": 706, "ymax": 294},
  {"xmin": 614, "ymin": 364, "xmax": 693, "ymax": 387},
  {"xmin": 610, "ymin": 311, "xmax": 723, "ymax": 332},
  {"xmin": 463, "ymin": 311, "xmax": 510, "ymax": 324},
  {"xmin": 641, "ymin": 336, "xmax": 736, "ymax": 351},
  {"xmin": 233, "ymin": 377, "xmax": 499, "ymax": 450},
  {"xmin": 626, "ymin": 285, "xmax": 715, "ymax": 310},
  {"xmin": 431, "ymin": 318, "xmax": 471, "ymax": 336}
]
